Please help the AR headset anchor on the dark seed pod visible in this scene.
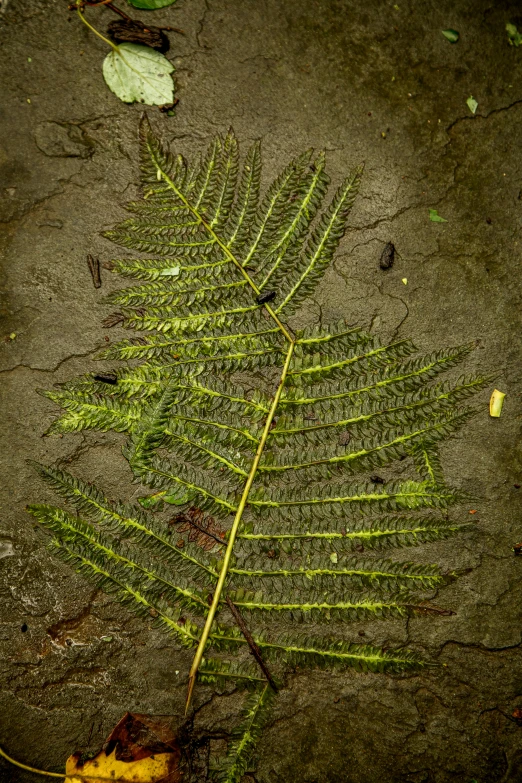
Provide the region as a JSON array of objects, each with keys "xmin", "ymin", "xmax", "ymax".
[
  {"xmin": 107, "ymin": 20, "xmax": 170, "ymax": 53},
  {"xmin": 94, "ymin": 374, "xmax": 118, "ymax": 385},
  {"xmin": 256, "ymin": 291, "xmax": 276, "ymax": 305},
  {"xmin": 379, "ymin": 242, "xmax": 395, "ymax": 270}
]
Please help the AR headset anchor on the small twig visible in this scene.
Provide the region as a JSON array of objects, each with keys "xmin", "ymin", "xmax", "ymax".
[
  {"xmin": 75, "ymin": 1, "xmax": 117, "ymax": 50},
  {"xmin": 87, "ymin": 254, "xmax": 101, "ymax": 289},
  {"xmin": 98, "ymin": 1, "xmax": 133, "ymax": 21},
  {"xmin": 225, "ymin": 596, "xmax": 278, "ymax": 692},
  {"xmin": 156, "ymin": 25, "xmax": 185, "ymax": 35},
  {"xmin": 83, "ymin": 0, "xmax": 184, "ymax": 33}
]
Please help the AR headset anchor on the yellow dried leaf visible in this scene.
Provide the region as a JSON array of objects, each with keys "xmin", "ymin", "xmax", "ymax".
[
  {"xmin": 66, "ymin": 712, "xmax": 182, "ymax": 783},
  {"xmin": 65, "ymin": 747, "xmax": 177, "ymax": 782},
  {"xmin": 489, "ymin": 389, "xmax": 506, "ymax": 418},
  {"xmin": 0, "ymin": 712, "xmax": 182, "ymax": 782}
]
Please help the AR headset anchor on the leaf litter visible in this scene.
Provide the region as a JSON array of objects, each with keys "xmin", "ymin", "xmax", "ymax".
[
  {"xmin": 429, "ymin": 208, "xmax": 447, "ymax": 223},
  {"xmin": 489, "ymin": 389, "xmax": 506, "ymax": 418},
  {"xmin": 103, "ymin": 43, "xmax": 174, "ymax": 105},
  {"xmin": 506, "ymin": 23, "xmax": 522, "ymax": 47},
  {"xmin": 466, "ymin": 95, "xmax": 478, "ymax": 114},
  {"xmin": 441, "ymin": 29, "xmax": 459, "ymax": 43},
  {"xmin": 0, "ymin": 712, "xmax": 183, "ymax": 782}
]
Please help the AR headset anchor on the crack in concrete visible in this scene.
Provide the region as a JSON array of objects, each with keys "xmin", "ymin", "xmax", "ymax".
[
  {"xmin": 446, "ymin": 100, "xmax": 522, "ymax": 137},
  {"xmin": 0, "ymin": 346, "xmax": 103, "ymax": 376},
  {"xmin": 195, "ymin": 0, "xmax": 211, "ymax": 50}
]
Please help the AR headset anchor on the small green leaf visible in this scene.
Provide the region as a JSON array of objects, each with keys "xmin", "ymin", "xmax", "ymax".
[
  {"xmin": 127, "ymin": 0, "xmax": 177, "ymax": 8},
  {"xmin": 137, "ymin": 490, "xmax": 166, "ymax": 508},
  {"xmin": 330, "ymin": 552, "xmax": 338, "ymax": 564},
  {"xmin": 100, "ymin": 635, "xmax": 113, "ymax": 642},
  {"xmin": 466, "ymin": 95, "xmax": 478, "ymax": 114},
  {"xmin": 429, "ymin": 209, "xmax": 447, "ymax": 223},
  {"xmin": 159, "ymin": 266, "xmax": 180, "ymax": 277},
  {"xmin": 103, "ymin": 43, "xmax": 174, "ymax": 106},
  {"xmin": 506, "ymin": 23, "xmax": 522, "ymax": 47},
  {"xmin": 163, "ymin": 492, "xmax": 193, "ymax": 505},
  {"xmin": 441, "ymin": 29, "xmax": 459, "ymax": 43}
]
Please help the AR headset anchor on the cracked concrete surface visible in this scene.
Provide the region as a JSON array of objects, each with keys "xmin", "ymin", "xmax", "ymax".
[{"xmin": 1, "ymin": 0, "xmax": 522, "ymax": 780}]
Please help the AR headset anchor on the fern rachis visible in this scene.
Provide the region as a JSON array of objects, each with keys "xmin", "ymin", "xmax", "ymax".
[{"xmin": 29, "ymin": 117, "xmax": 484, "ymax": 781}]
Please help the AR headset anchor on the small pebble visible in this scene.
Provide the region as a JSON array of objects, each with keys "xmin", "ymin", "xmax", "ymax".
[{"xmin": 379, "ymin": 242, "xmax": 395, "ymax": 270}]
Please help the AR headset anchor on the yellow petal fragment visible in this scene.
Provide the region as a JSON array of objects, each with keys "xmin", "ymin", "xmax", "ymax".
[
  {"xmin": 401, "ymin": 277, "xmax": 408, "ymax": 285},
  {"xmin": 489, "ymin": 389, "xmax": 506, "ymax": 418}
]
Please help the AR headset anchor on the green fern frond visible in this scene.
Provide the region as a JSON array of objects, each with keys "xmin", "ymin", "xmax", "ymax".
[
  {"xmin": 248, "ymin": 479, "xmax": 462, "ymax": 518},
  {"xmin": 227, "ymin": 591, "xmax": 413, "ymax": 622},
  {"xmin": 198, "ymin": 658, "xmax": 267, "ymax": 690},
  {"xmin": 28, "ymin": 504, "xmax": 211, "ymax": 615},
  {"xmin": 41, "ymin": 389, "xmax": 142, "ymax": 433},
  {"xmin": 31, "ymin": 120, "xmax": 483, "ymax": 771},
  {"xmin": 275, "ymin": 166, "xmax": 363, "ymax": 315},
  {"xmin": 237, "ymin": 513, "xmax": 469, "ymax": 551},
  {"xmin": 30, "ymin": 463, "xmax": 216, "ymax": 578},
  {"xmin": 259, "ymin": 634, "xmax": 424, "ymax": 674},
  {"xmin": 229, "ymin": 555, "xmax": 448, "ymax": 592},
  {"xmin": 210, "ymin": 684, "xmax": 274, "ymax": 783}
]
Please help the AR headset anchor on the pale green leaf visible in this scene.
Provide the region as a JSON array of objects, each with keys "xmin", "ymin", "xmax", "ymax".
[
  {"xmin": 441, "ymin": 29, "xmax": 459, "ymax": 43},
  {"xmin": 506, "ymin": 23, "xmax": 522, "ymax": 47},
  {"xmin": 466, "ymin": 96, "xmax": 478, "ymax": 114},
  {"xmin": 163, "ymin": 492, "xmax": 193, "ymax": 505},
  {"xmin": 103, "ymin": 43, "xmax": 174, "ymax": 106},
  {"xmin": 428, "ymin": 208, "xmax": 447, "ymax": 223},
  {"xmin": 137, "ymin": 491, "xmax": 166, "ymax": 508}
]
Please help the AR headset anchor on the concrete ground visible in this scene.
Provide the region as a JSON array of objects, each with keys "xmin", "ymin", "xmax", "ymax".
[{"xmin": 1, "ymin": 0, "xmax": 522, "ymax": 780}]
